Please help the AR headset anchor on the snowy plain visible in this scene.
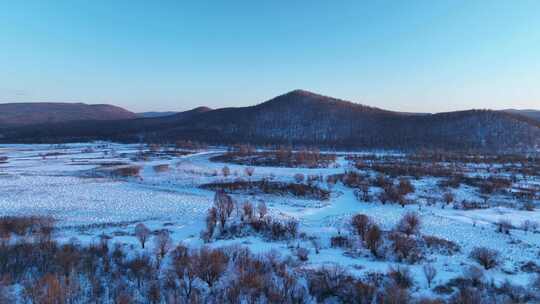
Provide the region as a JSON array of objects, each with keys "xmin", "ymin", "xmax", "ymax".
[{"xmin": 0, "ymin": 142, "xmax": 539, "ymax": 296}]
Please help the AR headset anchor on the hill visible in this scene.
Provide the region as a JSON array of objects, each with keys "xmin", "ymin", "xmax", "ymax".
[
  {"xmin": 503, "ymin": 109, "xmax": 540, "ymax": 123},
  {"xmin": 0, "ymin": 102, "xmax": 136, "ymax": 127},
  {"xmin": 136, "ymin": 111, "xmax": 178, "ymax": 118},
  {"xmin": 1, "ymin": 91, "xmax": 539, "ymax": 151}
]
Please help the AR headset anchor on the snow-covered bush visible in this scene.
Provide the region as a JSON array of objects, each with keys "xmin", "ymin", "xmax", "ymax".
[
  {"xmin": 469, "ymin": 247, "xmax": 500, "ymax": 270},
  {"xmin": 389, "ymin": 232, "xmax": 423, "ymax": 263},
  {"xmin": 397, "ymin": 212, "xmax": 421, "ymax": 236},
  {"xmin": 388, "ymin": 265, "xmax": 414, "ymax": 289}
]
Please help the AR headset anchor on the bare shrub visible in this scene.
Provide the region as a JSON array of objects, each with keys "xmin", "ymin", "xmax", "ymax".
[
  {"xmin": 111, "ymin": 166, "xmax": 141, "ymax": 178},
  {"xmin": 202, "ymin": 180, "xmax": 330, "ymax": 200},
  {"xmin": 423, "ymin": 235, "xmax": 460, "ymax": 255},
  {"xmin": 294, "ymin": 173, "xmax": 305, "ymax": 183},
  {"xmin": 449, "ymin": 285, "xmax": 482, "ymax": 304},
  {"xmin": 380, "ymin": 185, "xmax": 403, "ymax": 205},
  {"xmin": 382, "ymin": 284, "xmax": 411, "ymax": 304},
  {"xmin": 469, "ymin": 247, "xmax": 500, "ymax": 270},
  {"xmin": 398, "ymin": 178, "xmax": 415, "ymax": 195},
  {"xmin": 296, "ymin": 247, "xmax": 309, "ymax": 261},
  {"xmin": 397, "ymin": 212, "xmax": 421, "ymax": 236},
  {"xmin": 285, "ymin": 219, "xmax": 299, "ymax": 239},
  {"xmin": 24, "ymin": 273, "xmax": 66, "ymax": 304},
  {"xmin": 443, "ymin": 192, "xmax": 454, "ymax": 206},
  {"xmin": 307, "ymin": 265, "xmax": 351, "ymax": 302},
  {"xmin": 390, "ymin": 232, "xmax": 422, "ymax": 263},
  {"xmin": 152, "ymin": 164, "xmax": 170, "ymax": 173},
  {"xmin": 463, "ymin": 265, "xmax": 485, "ymax": 287},
  {"xmin": 365, "ymin": 224, "xmax": 382, "ymax": 257},
  {"xmin": 351, "ymin": 214, "xmax": 372, "ymax": 241},
  {"xmin": 330, "ymin": 235, "xmax": 351, "ymax": 248},
  {"xmin": 496, "ymin": 218, "xmax": 512, "ymax": 234},
  {"xmin": 242, "ymin": 201, "xmax": 254, "ymax": 221},
  {"xmin": 388, "ymin": 266, "xmax": 414, "ymax": 289}
]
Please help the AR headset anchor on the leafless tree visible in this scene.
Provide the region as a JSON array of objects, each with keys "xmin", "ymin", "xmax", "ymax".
[
  {"xmin": 351, "ymin": 214, "xmax": 372, "ymax": 241},
  {"xmin": 423, "ymin": 264, "xmax": 437, "ymax": 288},
  {"xmin": 244, "ymin": 167, "xmax": 255, "ymax": 179},
  {"xmin": 222, "ymin": 166, "xmax": 230, "ymax": 178},
  {"xmin": 135, "ymin": 223, "xmax": 151, "ymax": 249},
  {"xmin": 214, "ymin": 191, "xmax": 234, "ymax": 229},
  {"xmin": 443, "ymin": 191, "xmax": 454, "ymax": 206},
  {"xmin": 154, "ymin": 230, "xmax": 173, "ymax": 259},
  {"xmin": 242, "ymin": 201, "xmax": 254, "ymax": 221},
  {"xmin": 258, "ymin": 201, "xmax": 268, "ymax": 219},
  {"xmin": 197, "ymin": 247, "xmax": 229, "ymax": 287},
  {"xmin": 365, "ymin": 224, "xmax": 382, "ymax": 257}
]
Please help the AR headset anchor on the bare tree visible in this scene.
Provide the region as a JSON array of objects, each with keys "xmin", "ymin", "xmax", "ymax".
[
  {"xmin": 203, "ymin": 207, "xmax": 217, "ymax": 242},
  {"xmin": 154, "ymin": 230, "xmax": 173, "ymax": 259},
  {"xmin": 135, "ymin": 223, "xmax": 151, "ymax": 249},
  {"xmin": 244, "ymin": 167, "xmax": 255, "ymax": 179},
  {"xmin": 222, "ymin": 166, "xmax": 230, "ymax": 178},
  {"xmin": 258, "ymin": 201, "xmax": 267, "ymax": 219},
  {"xmin": 214, "ymin": 191, "xmax": 234, "ymax": 229},
  {"xmin": 351, "ymin": 214, "xmax": 372, "ymax": 241},
  {"xmin": 423, "ymin": 264, "xmax": 437, "ymax": 288},
  {"xmin": 360, "ymin": 182, "xmax": 370, "ymax": 201},
  {"xmin": 365, "ymin": 224, "xmax": 382, "ymax": 257},
  {"xmin": 242, "ymin": 201, "xmax": 254, "ymax": 221},
  {"xmin": 443, "ymin": 192, "xmax": 454, "ymax": 206},
  {"xmin": 196, "ymin": 247, "xmax": 229, "ymax": 287}
]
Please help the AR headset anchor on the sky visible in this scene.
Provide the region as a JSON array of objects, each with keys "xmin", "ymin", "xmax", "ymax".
[{"xmin": 0, "ymin": 0, "xmax": 539, "ymax": 113}]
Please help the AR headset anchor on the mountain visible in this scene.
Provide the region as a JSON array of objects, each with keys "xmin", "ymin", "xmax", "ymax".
[
  {"xmin": 0, "ymin": 106, "xmax": 211, "ymax": 142},
  {"xmin": 503, "ymin": 109, "xmax": 540, "ymax": 123},
  {"xmin": 156, "ymin": 90, "xmax": 540, "ymax": 151},
  {"xmin": 136, "ymin": 107, "xmax": 211, "ymax": 118},
  {"xmin": 136, "ymin": 111, "xmax": 178, "ymax": 118},
  {"xmin": 0, "ymin": 102, "xmax": 136, "ymax": 127},
  {"xmin": 1, "ymin": 91, "xmax": 539, "ymax": 151}
]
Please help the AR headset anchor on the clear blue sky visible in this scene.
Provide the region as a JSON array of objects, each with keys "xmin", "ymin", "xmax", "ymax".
[{"xmin": 1, "ymin": 0, "xmax": 539, "ymax": 113}]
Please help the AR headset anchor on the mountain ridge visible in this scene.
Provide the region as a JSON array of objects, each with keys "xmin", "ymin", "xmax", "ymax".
[
  {"xmin": 0, "ymin": 102, "xmax": 136, "ymax": 126},
  {"xmin": 1, "ymin": 90, "xmax": 539, "ymax": 151}
]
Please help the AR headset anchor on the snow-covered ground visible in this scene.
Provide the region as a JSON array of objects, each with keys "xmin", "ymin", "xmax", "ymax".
[{"xmin": 0, "ymin": 142, "xmax": 539, "ymax": 295}]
